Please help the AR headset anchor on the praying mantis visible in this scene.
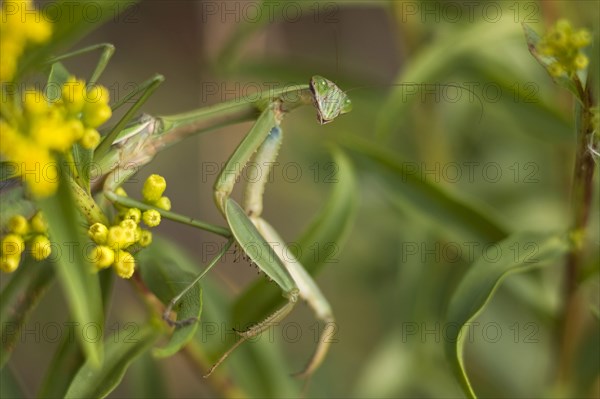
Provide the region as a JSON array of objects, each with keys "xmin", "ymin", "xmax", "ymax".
[{"xmin": 92, "ymin": 60, "xmax": 352, "ymax": 378}]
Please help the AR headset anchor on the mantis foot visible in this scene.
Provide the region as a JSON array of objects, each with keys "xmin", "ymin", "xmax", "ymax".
[{"xmin": 162, "ymin": 302, "xmax": 198, "ymax": 327}]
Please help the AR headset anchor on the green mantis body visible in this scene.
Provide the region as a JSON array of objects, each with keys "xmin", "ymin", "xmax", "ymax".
[{"xmin": 101, "ymin": 73, "xmax": 351, "ymax": 378}]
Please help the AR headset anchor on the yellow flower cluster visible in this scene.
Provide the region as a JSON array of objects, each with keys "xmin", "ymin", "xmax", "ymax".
[
  {"xmin": 1, "ymin": 211, "xmax": 50, "ymax": 273},
  {"xmin": 0, "ymin": 0, "xmax": 52, "ymax": 82},
  {"xmin": 0, "ymin": 77, "xmax": 112, "ymax": 197},
  {"xmin": 87, "ymin": 216, "xmax": 151, "ymax": 279},
  {"xmin": 87, "ymin": 175, "xmax": 171, "ymax": 278},
  {"xmin": 538, "ymin": 19, "xmax": 591, "ymax": 77}
]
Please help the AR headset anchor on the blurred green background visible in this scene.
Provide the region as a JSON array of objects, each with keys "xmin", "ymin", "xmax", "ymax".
[{"xmin": 3, "ymin": 1, "xmax": 599, "ymax": 397}]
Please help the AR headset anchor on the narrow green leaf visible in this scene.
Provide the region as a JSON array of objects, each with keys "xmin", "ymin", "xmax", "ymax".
[
  {"xmin": 38, "ymin": 271, "xmax": 113, "ymax": 398},
  {"xmin": 470, "ymin": 66, "xmax": 572, "ymax": 142},
  {"xmin": 37, "ymin": 330, "xmax": 85, "ymax": 398},
  {"xmin": 129, "ymin": 352, "xmax": 168, "ymax": 399},
  {"xmin": 46, "ymin": 62, "xmax": 93, "ymax": 192},
  {"xmin": 137, "ymin": 238, "xmax": 203, "ymax": 358},
  {"xmin": 296, "ymin": 148, "xmax": 357, "ymax": 271},
  {"xmin": 376, "ymin": 20, "xmax": 521, "ymax": 138},
  {"xmin": 232, "ymin": 148, "xmax": 358, "ymax": 324},
  {"xmin": 215, "ymin": 1, "xmax": 270, "ymax": 72},
  {"xmin": 65, "ymin": 325, "xmax": 160, "ymax": 399},
  {"xmin": 445, "ymin": 231, "xmax": 570, "ymax": 398},
  {"xmin": 343, "ymin": 137, "xmax": 507, "ymax": 242},
  {"xmin": 153, "ymin": 284, "xmax": 201, "ymax": 358},
  {"xmin": 0, "ymin": 256, "xmax": 54, "ymax": 368},
  {"xmin": 522, "ymin": 23, "xmax": 583, "ymax": 102},
  {"xmin": 36, "ymin": 160, "xmax": 103, "ymax": 366}
]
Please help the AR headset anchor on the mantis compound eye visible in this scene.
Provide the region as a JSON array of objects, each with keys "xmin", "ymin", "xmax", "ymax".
[{"xmin": 341, "ymin": 97, "xmax": 352, "ymax": 114}]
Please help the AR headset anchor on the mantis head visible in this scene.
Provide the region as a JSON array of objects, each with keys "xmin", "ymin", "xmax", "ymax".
[{"xmin": 309, "ymin": 75, "xmax": 352, "ymax": 124}]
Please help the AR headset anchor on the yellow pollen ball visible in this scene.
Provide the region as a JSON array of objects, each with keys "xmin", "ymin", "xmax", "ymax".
[
  {"xmin": 8, "ymin": 215, "xmax": 29, "ymax": 235},
  {"xmin": 91, "ymin": 246, "xmax": 115, "ymax": 269},
  {"xmin": 113, "ymin": 251, "xmax": 135, "ymax": 278},
  {"xmin": 31, "ymin": 235, "xmax": 51, "ymax": 260},
  {"xmin": 1, "ymin": 255, "xmax": 21, "ymax": 273}
]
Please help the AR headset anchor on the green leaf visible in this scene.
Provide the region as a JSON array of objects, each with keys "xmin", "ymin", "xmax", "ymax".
[
  {"xmin": 232, "ymin": 148, "xmax": 357, "ymax": 324},
  {"xmin": 129, "ymin": 352, "xmax": 168, "ymax": 399},
  {"xmin": 214, "ymin": 1, "xmax": 271, "ymax": 73},
  {"xmin": 470, "ymin": 66, "xmax": 573, "ymax": 142},
  {"xmin": 343, "ymin": 137, "xmax": 508, "ymax": 242},
  {"xmin": 137, "ymin": 238, "xmax": 203, "ymax": 358},
  {"xmin": 65, "ymin": 325, "xmax": 160, "ymax": 399},
  {"xmin": 444, "ymin": 231, "xmax": 570, "ymax": 398},
  {"xmin": 376, "ymin": 20, "xmax": 522, "ymax": 139},
  {"xmin": 522, "ymin": 23, "xmax": 583, "ymax": 102},
  {"xmin": 153, "ymin": 284, "xmax": 201, "ymax": 358},
  {"xmin": 295, "ymin": 148, "xmax": 358, "ymax": 272},
  {"xmin": 39, "ymin": 271, "xmax": 113, "ymax": 397},
  {"xmin": 36, "ymin": 159, "xmax": 103, "ymax": 366},
  {"xmin": 46, "ymin": 62, "xmax": 93, "ymax": 192},
  {"xmin": 0, "ymin": 256, "xmax": 55, "ymax": 368},
  {"xmin": 37, "ymin": 330, "xmax": 85, "ymax": 398}
]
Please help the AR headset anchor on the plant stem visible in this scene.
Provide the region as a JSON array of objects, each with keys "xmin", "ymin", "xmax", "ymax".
[
  {"xmin": 558, "ymin": 76, "xmax": 596, "ymax": 382},
  {"xmin": 105, "ymin": 191, "xmax": 232, "ymax": 238}
]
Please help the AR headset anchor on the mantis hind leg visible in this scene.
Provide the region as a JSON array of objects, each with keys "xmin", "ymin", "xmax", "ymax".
[{"xmin": 204, "ymin": 289, "xmax": 298, "ymax": 378}]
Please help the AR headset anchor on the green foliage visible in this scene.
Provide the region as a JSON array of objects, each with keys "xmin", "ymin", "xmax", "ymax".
[
  {"xmin": 1, "ymin": 1, "xmax": 598, "ymax": 398},
  {"xmin": 0, "ymin": 255, "xmax": 54, "ymax": 367},
  {"xmin": 65, "ymin": 325, "xmax": 160, "ymax": 398},
  {"xmin": 445, "ymin": 232, "xmax": 570, "ymax": 398},
  {"xmin": 36, "ymin": 162, "xmax": 104, "ymax": 366},
  {"xmin": 137, "ymin": 237, "xmax": 204, "ymax": 358}
]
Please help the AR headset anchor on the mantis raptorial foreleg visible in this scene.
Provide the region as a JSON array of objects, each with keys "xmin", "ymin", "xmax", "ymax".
[
  {"xmin": 241, "ymin": 124, "xmax": 335, "ymax": 378},
  {"xmin": 242, "ymin": 124, "xmax": 282, "ymax": 218},
  {"xmin": 203, "ymin": 196, "xmax": 301, "ymax": 378},
  {"xmin": 207, "ymin": 77, "xmax": 350, "ymax": 378},
  {"xmin": 213, "ymin": 106, "xmax": 278, "ymax": 215},
  {"xmin": 251, "ymin": 217, "xmax": 335, "ymax": 378}
]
